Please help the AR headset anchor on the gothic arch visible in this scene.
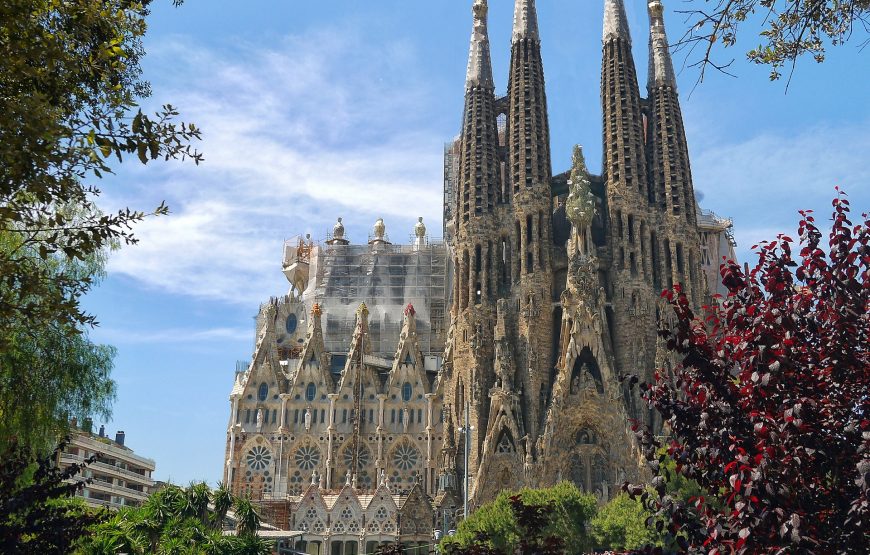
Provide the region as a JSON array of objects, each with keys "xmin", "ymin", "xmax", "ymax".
[{"xmin": 569, "ymin": 347, "xmax": 604, "ymax": 395}]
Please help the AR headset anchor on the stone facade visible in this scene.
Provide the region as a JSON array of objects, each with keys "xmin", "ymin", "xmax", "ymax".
[
  {"xmin": 437, "ymin": 0, "xmax": 731, "ymax": 510},
  {"xmin": 224, "ymin": 0, "xmax": 737, "ymax": 548}
]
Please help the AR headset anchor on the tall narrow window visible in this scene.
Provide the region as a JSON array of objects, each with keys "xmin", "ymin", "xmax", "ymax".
[
  {"xmin": 305, "ymin": 383, "xmax": 316, "ymax": 402},
  {"xmin": 258, "ymin": 383, "xmax": 268, "ymax": 402}
]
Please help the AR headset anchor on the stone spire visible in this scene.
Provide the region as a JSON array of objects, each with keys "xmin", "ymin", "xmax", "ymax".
[
  {"xmin": 507, "ymin": 0, "xmax": 553, "ymax": 449},
  {"xmin": 647, "ymin": 0, "xmax": 677, "ymax": 89},
  {"xmin": 603, "ymin": 0, "xmax": 631, "ymax": 44},
  {"xmin": 512, "ymin": 0, "xmax": 539, "ymax": 43},
  {"xmin": 466, "ymin": 0, "xmax": 494, "ymax": 89}
]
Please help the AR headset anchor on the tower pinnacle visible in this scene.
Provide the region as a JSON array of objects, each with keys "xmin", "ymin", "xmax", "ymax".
[
  {"xmin": 512, "ymin": 0, "xmax": 540, "ymax": 43},
  {"xmin": 603, "ymin": 0, "xmax": 631, "ymax": 44},
  {"xmin": 466, "ymin": 0, "xmax": 494, "ymax": 89},
  {"xmin": 648, "ymin": 0, "xmax": 677, "ymax": 89}
]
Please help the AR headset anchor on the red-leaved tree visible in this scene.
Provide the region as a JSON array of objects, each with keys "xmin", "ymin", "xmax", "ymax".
[{"xmin": 630, "ymin": 192, "xmax": 869, "ymax": 554}]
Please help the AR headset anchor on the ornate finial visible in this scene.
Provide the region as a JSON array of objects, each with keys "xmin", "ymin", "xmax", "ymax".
[
  {"xmin": 333, "ymin": 217, "xmax": 345, "ymax": 240},
  {"xmin": 311, "ymin": 303, "xmax": 322, "ymax": 317},
  {"xmin": 311, "ymin": 470, "xmax": 318, "ymax": 486},
  {"xmin": 466, "ymin": 0, "xmax": 494, "ymax": 88},
  {"xmin": 512, "ymin": 0, "xmax": 539, "ymax": 43},
  {"xmin": 373, "ymin": 218, "xmax": 386, "ymax": 241},
  {"xmin": 404, "ymin": 303, "xmax": 416, "ymax": 317},
  {"xmin": 357, "ymin": 302, "xmax": 369, "ymax": 319},
  {"xmin": 603, "ymin": 0, "xmax": 632, "ymax": 44},
  {"xmin": 345, "ymin": 469, "xmax": 352, "ymax": 487},
  {"xmin": 566, "ymin": 145, "xmax": 595, "ymax": 229},
  {"xmin": 648, "ymin": 0, "xmax": 677, "ymax": 89}
]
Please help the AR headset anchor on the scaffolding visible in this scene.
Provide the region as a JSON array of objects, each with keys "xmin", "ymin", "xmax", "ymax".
[{"xmin": 302, "ymin": 239, "xmax": 450, "ymax": 359}]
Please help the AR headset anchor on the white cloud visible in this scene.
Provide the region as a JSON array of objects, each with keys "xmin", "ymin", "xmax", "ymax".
[
  {"xmin": 104, "ymin": 29, "xmax": 446, "ymax": 306},
  {"xmin": 691, "ymin": 119, "xmax": 870, "ymax": 262},
  {"xmin": 95, "ymin": 326, "xmax": 252, "ymax": 345}
]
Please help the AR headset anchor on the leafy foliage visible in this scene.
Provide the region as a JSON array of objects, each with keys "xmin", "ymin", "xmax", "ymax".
[
  {"xmin": 0, "ymin": 438, "xmax": 106, "ymax": 553},
  {"xmin": 0, "ymin": 206, "xmax": 117, "ymax": 450},
  {"xmin": 677, "ymin": 0, "xmax": 870, "ymax": 81},
  {"xmin": 590, "ymin": 494, "xmax": 662, "ymax": 551},
  {"xmin": 630, "ymin": 192, "xmax": 869, "ymax": 553},
  {"xmin": 440, "ymin": 482, "xmax": 597, "ymax": 555},
  {"xmin": 0, "ymin": 0, "xmax": 201, "ymax": 343},
  {"xmin": 77, "ymin": 483, "xmax": 272, "ymax": 554}
]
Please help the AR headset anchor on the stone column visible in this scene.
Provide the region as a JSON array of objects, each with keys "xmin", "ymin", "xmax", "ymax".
[
  {"xmin": 425, "ymin": 393, "xmax": 435, "ymax": 494},
  {"xmin": 278, "ymin": 394, "xmax": 289, "ymax": 433},
  {"xmin": 377, "ymin": 394, "xmax": 387, "ymax": 469},
  {"xmin": 327, "ymin": 394, "xmax": 339, "ymax": 488},
  {"xmin": 225, "ymin": 395, "xmax": 240, "ymax": 486}
]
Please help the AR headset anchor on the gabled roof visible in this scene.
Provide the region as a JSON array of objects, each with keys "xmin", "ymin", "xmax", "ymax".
[{"xmin": 386, "ymin": 304, "xmax": 429, "ymax": 393}]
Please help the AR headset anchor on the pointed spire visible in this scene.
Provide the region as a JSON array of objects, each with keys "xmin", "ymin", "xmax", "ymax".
[
  {"xmin": 466, "ymin": 0, "xmax": 494, "ymax": 88},
  {"xmin": 603, "ymin": 0, "xmax": 632, "ymax": 44},
  {"xmin": 648, "ymin": 0, "xmax": 677, "ymax": 89},
  {"xmin": 512, "ymin": 0, "xmax": 539, "ymax": 42}
]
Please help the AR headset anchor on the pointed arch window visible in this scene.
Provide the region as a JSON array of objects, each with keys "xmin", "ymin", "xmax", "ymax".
[
  {"xmin": 258, "ymin": 383, "xmax": 268, "ymax": 402},
  {"xmin": 402, "ymin": 382, "xmax": 412, "ymax": 402},
  {"xmin": 305, "ymin": 383, "xmax": 316, "ymax": 402},
  {"xmin": 496, "ymin": 430, "xmax": 516, "ymax": 454}
]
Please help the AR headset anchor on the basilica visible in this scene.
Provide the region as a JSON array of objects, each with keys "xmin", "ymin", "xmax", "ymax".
[{"xmin": 223, "ymin": 0, "xmax": 736, "ymax": 552}]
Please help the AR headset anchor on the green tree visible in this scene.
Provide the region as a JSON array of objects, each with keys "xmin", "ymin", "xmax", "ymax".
[
  {"xmin": 0, "ymin": 0, "xmax": 201, "ymax": 343},
  {"xmin": 679, "ymin": 0, "xmax": 870, "ymax": 81},
  {"xmin": 590, "ymin": 494, "xmax": 661, "ymax": 551},
  {"xmin": 440, "ymin": 482, "xmax": 597, "ymax": 555},
  {"xmin": 0, "ymin": 438, "xmax": 106, "ymax": 554},
  {"xmin": 76, "ymin": 483, "xmax": 272, "ymax": 554},
  {"xmin": 0, "ymin": 218, "xmax": 116, "ymax": 450}
]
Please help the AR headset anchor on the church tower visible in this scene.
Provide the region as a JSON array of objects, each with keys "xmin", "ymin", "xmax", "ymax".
[
  {"xmin": 445, "ymin": 0, "xmax": 503, "ymax": 494},
  {"xmin": 601, "ymin": 0, "xmax": 658, "ymax": 419},
  {"xmin": 646, "ymin": 0, "xmax": 705, "ymax": 307},
  {"xmin": 506, "ymin": 0, "xmax": 554, "ymax": 450}
]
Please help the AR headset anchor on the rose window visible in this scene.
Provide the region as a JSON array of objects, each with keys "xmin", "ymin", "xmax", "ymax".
[
  {"xmin": 246, "ymin": 446, "xmax": 272, "ymax": 471},
  {"xmin": 342, "ymin": 444, "xmax": 371, "ymax": 470},
  {"xmin": 295, "ymin": 445, "xmax": 321, "ymax": 471},
  {"xmin": 392, "ymin": 443, "xmax": 420, "ymax": 470}
]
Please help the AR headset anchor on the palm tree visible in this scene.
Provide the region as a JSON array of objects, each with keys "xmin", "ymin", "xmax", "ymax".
[
  {"xmin": 211, "ymin": 483, "xmax": 234, "ymax": 531},
  {"xmin": 232, "ymin": 497, "xmax": 261, "ymax": 538},
  {"xmin": 180, "ymin": 482, "xmax": 212, "ymax": 525}
]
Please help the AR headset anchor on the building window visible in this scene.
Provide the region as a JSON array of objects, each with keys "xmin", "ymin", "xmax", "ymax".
[
  {"xmin": 294, "ymin": 409, "xmax": 299, "ymax": 423},
  {"xmin": 418, "ymin": 409, "xmax": 423, "ymax": 423},
  {"xmin": 271, "ymin": 409, "xmax": 277, "ymax": 424},
  {"xmin": 286, "ymin": 313, "xmax": 298, "ymax": 334},
  {"xmin": 391, "ymin": 409, "xmax": 396, "ymax": 424},
  {"xmin": 306, "ymin": 383, "xmax": 316, "ymax": 402},
  {"xmin": 258, "ymin": 383, "xmax": 268, "ymax": 402},
  {"xmin": 245, "ymin": 409, "xmax": 251, "ymax": 424},
  {"xmin": 402, "ymin": 382, "xmax": 412, "ymax": 402},
  {"xmin": 342, "ymin": 409, "xmax": 347, "ymax": 423}
]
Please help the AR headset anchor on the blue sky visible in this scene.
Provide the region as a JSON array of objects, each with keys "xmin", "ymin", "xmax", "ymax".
[{"xmin": 83, "ymin": 0, "xmax": 870, "ymax": 485}]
